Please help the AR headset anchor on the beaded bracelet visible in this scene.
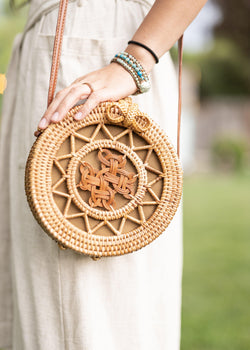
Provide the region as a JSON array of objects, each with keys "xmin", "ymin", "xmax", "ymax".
[
  {"xmin": 110, "ymin": 51, "xmax": 151, "ymax": 95},
  {"xmin": 114, "ymin": 52, "xmax": 149, "ymax": 80}
]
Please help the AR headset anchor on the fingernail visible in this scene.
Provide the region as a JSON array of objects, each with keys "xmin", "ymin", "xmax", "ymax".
[
  {"xmin": 39, "ymin": 117, "xmax": 47, "ymax": 128},
  {"xmin": 74, "ymin": 112, "xmax": 83, "ymax": 120},
  {"xmin": 51, "ymin": 111, "xmax": 59, "ymax": 122}
]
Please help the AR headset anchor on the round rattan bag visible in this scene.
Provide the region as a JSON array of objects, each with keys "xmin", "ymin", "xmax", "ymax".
[{"xmin": 25, "ymin": 97, "xmax": 183, "ymax": 259}]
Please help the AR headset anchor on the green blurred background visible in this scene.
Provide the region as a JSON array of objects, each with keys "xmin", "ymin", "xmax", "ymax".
[{"xmin": 0, "ymin": 1, "xmax": 249, "ymax": 349}]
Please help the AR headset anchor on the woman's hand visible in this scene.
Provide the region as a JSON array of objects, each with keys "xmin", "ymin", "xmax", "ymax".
[{"xmin": 36, "ymin": 62, "xmax": 138, "ymax": 133}]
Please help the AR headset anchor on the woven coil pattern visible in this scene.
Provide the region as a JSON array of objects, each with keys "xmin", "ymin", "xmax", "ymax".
[{"xmin": 25, "ymin": 97, "xmax": 183, "ymax": 259}]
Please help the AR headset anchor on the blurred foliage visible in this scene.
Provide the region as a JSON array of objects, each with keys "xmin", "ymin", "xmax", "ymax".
[
  {"xmin": 0, "ymin": 0, "xmax": 28, "ymax": 73},
  {"xmin": 195, "ymin": 39, "xmax": 250, "ymax": 98},
  {"xmin": 2, "ymin": 0, "xmax": 30, "ymax": 14},
  {"xmin": 0, "ymin": 0, "xmax": 28, "ymax": 118},
  {"xmin": 209, "ymin": 0, "xmax": 250, "ymax": 96},
  {"xmin": 181, "ymin": 173, "xmax": 250, "ymax": 350},
  {"xmin": 211, "ymin": 136, "xmax": 249, "ymax": 173},
  {"xmin": 171, "ymin": 0, "xmax": 250, "ymax": 98},
  {"xmin": 0, "ymin": 16, "xmax": 26, "ymax": 72},
  {"xmin": 171, "ymin": 38, "xmax": 250, "ymax": 98},
  {"xmin": 213, "ymin": 0, "xmax": 250, "ymax": 57}
]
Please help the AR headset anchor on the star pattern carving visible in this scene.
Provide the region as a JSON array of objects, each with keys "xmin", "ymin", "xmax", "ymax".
[{"xmin": 51, "ymin": 123, "xmax": 164, "ymax": 236}]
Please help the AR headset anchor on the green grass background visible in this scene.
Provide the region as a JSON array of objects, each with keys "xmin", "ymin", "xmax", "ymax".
[{"xmin": 181, "ymin": 174, "xmax": 250, "ymax": 350}]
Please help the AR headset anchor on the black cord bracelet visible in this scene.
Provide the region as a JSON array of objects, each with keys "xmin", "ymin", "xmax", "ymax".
[{"xmin": 127, "ymin": 40, "xmax": 159, "ymax": 64}]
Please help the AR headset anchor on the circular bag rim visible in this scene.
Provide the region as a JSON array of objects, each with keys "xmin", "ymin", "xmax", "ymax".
[{"xmin": 25, "ymin": 99, "xmax": 183, "ymax": 258}]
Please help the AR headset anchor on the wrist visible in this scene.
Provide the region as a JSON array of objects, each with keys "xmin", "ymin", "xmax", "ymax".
[
  {"xmin": 123, "ymin": 43, "xmax": 156, "ymax": 74},
  {"xmin": 110, "ymin": 52, "xmax": 151, "ymax": 95}
]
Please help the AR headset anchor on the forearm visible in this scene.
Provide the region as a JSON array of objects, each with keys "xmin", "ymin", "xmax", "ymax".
[{"xmin": 124, "ymin": 0, "xmax": 207, "ymax": 72}]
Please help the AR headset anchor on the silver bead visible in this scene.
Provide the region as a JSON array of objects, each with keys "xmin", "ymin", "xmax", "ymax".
[{"xmin": 138, "ymin": 80, "xmax": 151, "ymax": 93}]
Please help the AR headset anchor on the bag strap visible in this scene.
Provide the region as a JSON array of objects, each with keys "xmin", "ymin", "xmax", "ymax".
[
  {"xmin": 47, "ymin": 0, "xmax": 69, "ymax": 108},
  {"xmin": 177, "ymin": 35, "xmax": 183, "ymax": 158},
  {"xmin": 46, "ymin": 0, "xmax": 183, "ymax": 158}
]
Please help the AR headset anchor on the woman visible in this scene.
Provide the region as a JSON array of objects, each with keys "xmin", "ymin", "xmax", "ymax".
[{"xmin": 0, "ymin": 0, "xmax": 206, "ymax": 349}]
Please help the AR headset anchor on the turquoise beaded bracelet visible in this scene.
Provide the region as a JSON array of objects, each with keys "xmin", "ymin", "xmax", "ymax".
[{"xmin": 110, "ymin": 51, "xmax": 151, "ymax": 94}]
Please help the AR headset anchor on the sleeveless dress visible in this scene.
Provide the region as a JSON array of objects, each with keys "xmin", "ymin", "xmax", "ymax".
[{"xmin": 0, "ymin": 0, "xmax": 183, "ymax": 349}]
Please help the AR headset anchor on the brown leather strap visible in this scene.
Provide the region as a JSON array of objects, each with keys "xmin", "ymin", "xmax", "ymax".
[
  {"xmin": 177, "ymin": 35, "xmax": 183, "ymax": 158},
  {"xmin": 47, "ymin": 0, "xmax": 69, "ymax": 107},
  {"xmin": 46, "ymin": 0, "xmax": 183, "ymax": 158}
]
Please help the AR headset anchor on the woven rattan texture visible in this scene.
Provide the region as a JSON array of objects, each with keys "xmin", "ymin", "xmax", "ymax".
[{"xmin": 25, "ymin": 97, "xmax": 183, "ymax": 259}]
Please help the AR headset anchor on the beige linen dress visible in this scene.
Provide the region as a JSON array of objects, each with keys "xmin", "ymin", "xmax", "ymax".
[{"xmin": 0, "ymin": 0, "xmax": 183, "ymax": 349}]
